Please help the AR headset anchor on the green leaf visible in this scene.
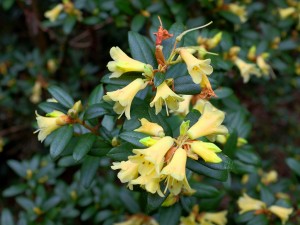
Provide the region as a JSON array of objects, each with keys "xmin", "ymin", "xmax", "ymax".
[
  {"xmin": 235, "ymin": 212, "xmax": 255, "ymax": 223},
  {"xmin": 58, "ymin": 156, "xmax": 80, "ymax": 167},
  {"xmin": 162, "ymin": 22, "xmax": 185, "ymax": 58},
  {"xmin": 159, "ymin": 203, "xmax": 181, "ymax": 225},
  {"xmin": 1, "ymin": 209, "xmax": 14, "ymax": 225},
  {"xmin": 286, "ymin": 158, "xmax": 300, "ymax": 176},
  {"xmin": 95, "ymin": 210, "xmax": 113, "ymax": 222},
  {"xmin": 184, "ymin": 110, "xmax": 201, "ymax": 126},
  {"xmin": 148, "ymin": 107, "xmax": 172, "ymax": 136},
  {"xmin": 119, "ymin": 131, "xmax": 149, "ymax": 148},
  {"xmin": 199, "ymin": 153, "xmax": 234, "ymax": 171},
  {"xmin": 154, "ymin": 72, "xmax": 166, "ymax": 87},
  {"xmin": 3, "ymin": 184, "xmax": 27, "ymax": 197},
  {"xmin": 236, "ymin": 150, "xmax": 260, "ymax": 166},
  {"xmin": 214, "ymin": 87, "xmax": 233, "ymax": 99},
  {"xmin": 43, "ymin": 196, "xmax": 61, "ymax": 211},
  {"xmin": 128, "ymin": 31, "xmax": 156, "ymax": 66},
  {"xmin": 119, "ymin": 189, "xmax": 141, "ymax": 213},
  {"xmin": 247, "ymin": 214, "xmax": 268, "ymax": 225},
  {"xmin": 89, "ymin": 140, "xmax": 112, "ymax": 157},
  {"xmin": 50, "ymin": 126, "xmax": 74, "ymax": 159},
  {"xmin": 233, "ymin": 160, "xmax": 257, "ymax": 174},
  {"xmin": 38, "ymin": 102, "xmax": 67, "ymax": 114},
  {"xmin": 219, "ymin": 11, "xmax": 242, "ymax": 23},
  {"xmin": 81, "ymin": 207, "xmax": 97, "ymax": 221},
  {"xmin": 131, "ymin": 14, "xmax": 146, "ymax": 32},
  {"xmin": 174, "ymin": 73, "xmax": 201, "ymax": 95},
  {"xmin": 84, "ymin": 102, "xmax": 110, "ymax": 119},
  {"xmin": 192, "ymin": 183, "xmax": 220, "ymax": 198},
  {"xmin": 146, "ymin": 193, "xmax": 167, "ymax": 213},
  {"xmin": 223, "ymin": 130, "xmax": 238, "ymax": 158},
  {"xmin": 80, "ymin": 156, "xmax": 100, "ymax": 188},
  {"xmin": 63, "ymin": 15, "xmax": 76, "ymax": 34},
  {"xmin": 107, "ymin": 143, "xmax": 133, "ymax": 161},
  {"xmin": 16, "ymin": 197, "xmax": 35, "ymax": 210},
  {"xmin": 48, "ymin": 85, "xmax": 74, "ymax": 108},
  {"xmin": 187, "ymin": 159, "xmax": 228, "ymax": 181},
  {"xmin": 7, "ymin": 160, "xmax": 26, "ymax": 178},
  {"xmin": 73, "ymin": 133, "xmax": 97, "ymax": 161},
  {"xmin": 260, "ymin": 185, "xmax": 275, "ymax": 206},
  {"xmin": 88, "ymin": 84, "xmax": 104, "ymax": 105}
]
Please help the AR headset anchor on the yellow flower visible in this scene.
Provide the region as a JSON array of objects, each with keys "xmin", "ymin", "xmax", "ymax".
[
  {"xmin": 199, "ymin": 211, "xmax": 228, "ymax": 225},
  {"xmin": 237, "ymin": 193, "xmax": 266, "ymax": 214},
  {"xmin": 261, "ymin": 170, "xmax": 278, "ymax": 185},
  {"xmin": 68, "ymin": 100, "xmax": 83, "ymax": 117},
  {"xmin": 115, "ymin": 215, "xmax": 159, "ymax": 225},
  {"xmin": 268, "ymin": 205, "xmax": 293, "ymax": 225},
  {"xmin": 44, "ymin": 4, "xmax": 64, "ymax": 22},
  {"xmin": 150, "ymin": 81, "xmax": 184, "ymax": 115},
  {"xmin": 187, "ymin": 102, "xmax": 228, "ymax": 141},
  {"xmin": 35, "ymin": 110, "xmax": 69, "ymax": 142},
  {"xmin": 278, "ymin": 7, "xmax": 296, "ymax": 19},
  {"xmin": 180, "ymin": 49, "xmax": 213, "ymax": 84},
  {"xmin": 247, "ymin": 46, "xmax": 256, "ymax": 61},
  {"xmin": 111, "ymin": 160, "xmax": 139, "ymax": 190},
  {"xmin": 256, "ymin": 55, "xmax": 271, "ymax": 77},
  {"xmin": 190, "ymin": 141, "xmax": 222, "ymax": 163},
  {"xmin": 107, "ymin": 47, "xmax": 152, "ymax": 78},
  {"xmin": 180, "ymin": 214, "xmax": 198, "ymax": 225},
  {"xmin": 161, "ymin": 148, "xmax": 193, "ymax": 195},
  {"xmin": 234, "ymin": 58, "xmax": 261, "ymax": 83},
  {"xmin": 131, "ymin": 136, "xmax": 174, "ymax": 174},
  {"xmin": 134, "ymin": 118, "xmax": 165, "ymax": 137},
  {"xmin": 227, "ymin": 3, "xmax": 247, "ymax": 23},
  {"xmin": 206, "ymin": 32, "xmax": 223, "ymax": 49},
  {"xmin": 173, "ymin": 95, "xmax": 193, "ymax": 116},
  {"xmin": 216, "ymin": 135, "xmax": 247, "ymax": 147},
  {"xmin": 30, "ymin": 81, "xmax": 42, "ymax": 104},
  {"xmin": 103, "ymin": 78, "xmax": 147, "ymax": 119}
]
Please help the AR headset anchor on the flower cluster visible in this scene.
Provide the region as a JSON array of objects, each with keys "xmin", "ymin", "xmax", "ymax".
[
  {"xmin": 112, "ymin": 101, "xmax": 228, "ymax": 197},
  {"xmin": 238, "ymin": 193, "xmax": 293, "ymax": 225}
]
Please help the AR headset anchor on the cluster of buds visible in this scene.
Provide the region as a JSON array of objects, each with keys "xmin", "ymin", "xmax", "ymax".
[
  {"xmin": 180, "ymin": 205, "xmax": 227, "ymax": 225},
  {"xmin": 238, "ymin": 193, "xmax": 293, "ymax": 225},
  {"xmin": 104, "ymin": 21, "xmax": 217, "ymax": 119},
  {"xmin": 112, "ymin": 101, "xmax": 228, "ymax": 197}
]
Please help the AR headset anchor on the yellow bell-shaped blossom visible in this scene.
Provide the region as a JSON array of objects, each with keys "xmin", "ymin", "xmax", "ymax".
[
  {"xmin": 132, "ymin": 136, "xmax": 174, "ymax": 174},
  {"xmin": 180, "ymin": 214, "xmax": 198, "ymax": 225},
  {"xmin": 115, "ymin": 215, "xmax": 159, "ymax": 225},
  {"xmin": 161, "ymin": 148, "xmax": 193, "ymax": 195},
  {"xmin": 30, "ymin": 81, "xmax": 42, "ymax": 104},
  {"xmin": 278, "ymin": 7, "xmax": 296, "ymax": 19},
  {"xmin": 107, "ymin": 47, "xmax": 152, "ymax": 78},
  {"xmin": 35, "ymin": 110, "xmax": 69, "ymax": 142},
  {"xmin": 190, "ymin": 141, "xmax": 222, "ymax": 163},
  {"xmin": 173, "ymin": 95, "xmax": 193, "ymax": 116},
  {"xmin": 103, "ymin": 78, "xmax": 147, "ymax": 119},
  {"xmin": 206, "ymin": 32, "xmax": 223, "ymax": 50},
  {"xmin": 134, "ymin": 118, "xmax": 165, "ymax": 137},
  {"xmin": 237, "ymin": 193, "xmax": 266, "ymax": 214},
  {"xmin": 261, "ymin": 170, "xmax": 278, "ymax": 185},
  {"xmin": 111, "ymin": 160, "xmax": 139, "ymax": 190},
  {"xmin": 268, "ymin": 205, "xmax": 293, "ymax": 225},
  {"xmin": 187, "ymin": 102, "xmax": 228, "ymax": 141},
  {"xmin": 199, "ymin": 211, "xmax": 228, "ymax": 225},
  {"xmin": 256, "ymin": 55, "xmax": 271, "ymax": 77},
  {"xmin": 44, "ymin": 4, "xmax": 64, "ymax": 22},
  {"xmin": 180, "ymin": 49, "xmax": 213, "ymax": 84},
  {"xmin": 150, "ymin": 81, "xmax": 184, "ymax": 115},
  {"xmin": 234, "ymin": 58, "xmax": 261, "ymax": 83},
  {"xmin": 227, "ymin": 3, "xmax": 247, "ymax": 23}
]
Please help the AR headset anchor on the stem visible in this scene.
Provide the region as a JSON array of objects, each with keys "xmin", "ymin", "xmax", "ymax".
[{"xmin": 75, "ymin": 118, "xmax": 99, "ymax": 135}]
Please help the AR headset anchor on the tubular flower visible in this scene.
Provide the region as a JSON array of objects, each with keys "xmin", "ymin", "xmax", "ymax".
[
  {"xmin": 187, "ymin": 102, "xmax": 228, "ymax": 141},
  {"xmin": 35, "ymin": 110, "xmax": 69, "ymax": 142},
  {"xmin": 278, "ymin": 7, "xmax": 296, "ymax": 19},
  {"xmin": 227, "ymin": 3, "xmax": 247, "ymax": 23},
  {"xmin": 256, "ymin": 55, "xmax": 271, "ymax": 77},
  {"xmin": 103, "ymin": 78, "xmax": 147, "ymax": 119},
  {"xmin": 190, "ymin": 141, "xmax": 222, "ymax": 163},
  {"xmin": 150, "ymin": 81, "xmax": 184, "ymax": 115},
  {"xmin": 161, "ymin": 148, "xmax": 193, "ymax": 195},
  {"xmin": 174, "ymin": 95, "xmax": 193, "ymax": 116},
  {"xmin": 134, "ymin": 118, "xmax": 165, "ymax": 137},
  {"xmin": 44, "ymin": 4, "xmax": 64, "ymax": 22},
  {"xmin": 268, "ymin": 205, "xmax": 293, "ymax": 225},
  {"xmin": 180, "ymin": 214, "xmax": 198, "ymax": 225},
  {"xmin": 111, "ymin": 160, "xmax": 139, "ymax": 190},
  {"xmin": 179, "ymin": 49, "xmax": 213, "ymax": 84},
  {"xmin": 107, "ymin": 47, "xmax": 152, "ymax": 78},
  {"xmin": 261, "ymin": 170, "xmax": 278, "ymax": 185},
  {"xmin": 237, "ymin": 193, "xmax": 266, "ymax": 214},
  {"xmin": 234, "ymin": 58, "xmax": 261, "ymax": 83},
  {"xmin": 132, "ymin": 136, "xmax": 174, "ymax": 174},
  {"xmin": 199, "ymin": 211, "xmax": 228, "ymax": 225}
]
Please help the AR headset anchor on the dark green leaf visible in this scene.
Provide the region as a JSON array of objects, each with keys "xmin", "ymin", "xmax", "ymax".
[
  {"xmin": 174, "ymin": 73, "xmax": 201, "ymax": 95},
  {"xmin": 3, "ymin": 184, "xmax": 27, "ymax": 197},
  {"xmin": 286, "ymin": 158, "xmax": 300, "ymax": 176},
  {"xmin": 58, "ymin": 156, "xmax": 80, "ymax": 167},
  {"xmin": 50, "ymin": 126, "xmax": 74, "ymax": 159},
  {"xmin": 192, "ymin": 183, "xmax": 220, "ymax": 198},
  {"xmin": 63, "ymin": 15, "xmax": 76, "ymax": 34},
  {"xmin": 84, "ymin": 102, "xmax": 110, "ymax": 119},
  {"xmin": 1, "ymin": 209, "xmax": 14, "ymax": 225},
  {"xmin": 214, "ymin": 87, "xmax": 233, "ymax": 99},
  {"xmin": 154, "ymin": 72, "xmax": 166, "ymax": 87},
  {"xmin": 131, "ymin": 15, "xmax": 146, "ymax": 32},
  {"xmin": 236, "ymin": 150, "xmax": 260, "ymax": 166},
  {"xmin": 88, "ymin": 84, "xmax": 104, "ymax": 105},
  {"xmin": 119, "ymin": 189, "xmax": 141, "ymax": 213},
  {"xmin": 260, "ymin": 185, "xmax": 275, "ymax": 206},
  {"xmin": 107, "ymin": 143, "xmax": 133, "ymax": 161},
  {"xmin": 119, "ymin": 131, "xmax": 149, "ymax": 148},
  {"xmin": 95, "ymin": 210, "xmax": 113, "ymax": 222},
  {"xmin": 162, "ymin": 23, "xmax": 185, "ymax": 58},
  {"xmin": 80, "ymin": 155, "xmax": 100, "ymax": 188},
  {"xmin": 223, "ymin": 130, "xmax": 238, "ymax": 158},
  {"xmin": 159, "ymin": 203, "xmax": 181, "ymax": 225},
  {"xmin": 73, "ymin": 133, "xmax": 97, "ymax": 161},
  {"xmin": 48, "ymin": 85, "xmax": 74, "ymax": 108},
  {"xmin": 187, "ymin": 159, "xmax": 228, "ymax": 181},
  {"xmin": 7, "ymin": 160, "xmax": 26, "ymax": 178},
  {"xmin": 146, "ymin": 193, "xmax": 167, "ymax": 213},
  {"xmin": 43, "ymin": 196, "xmax": 61, "ymax": 211},
  {"xmin": 16, "ymin": 197, "xmax": 35, "ymax": 210},
  {"xmin": 235, "ymin": 212, "xmax": 255, "ymax": 223},
  {"xmin": 184, "ymin": 109, "xmax": 201, "ymax": 127},
  {"xmin": 128, "ymin": 31, "xmax": 156, "ymax": 66},
  {"xmin": 38, "ymin": 102, "xmax": 67, "ymax": 114},
  {"xmin": 81, "ymin": 207, "xmax": 97, "ymax": 221},
  {"xmin": 247, "ymin": 214, "xmax": 268, "ymax": 225},
  {"xmin": 199, "ymin": 153, "xmax": 234, "ymax": 171},
  {"xmin": 233, "ymin": 160, "xmax": 257, "ymax": 174}
]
